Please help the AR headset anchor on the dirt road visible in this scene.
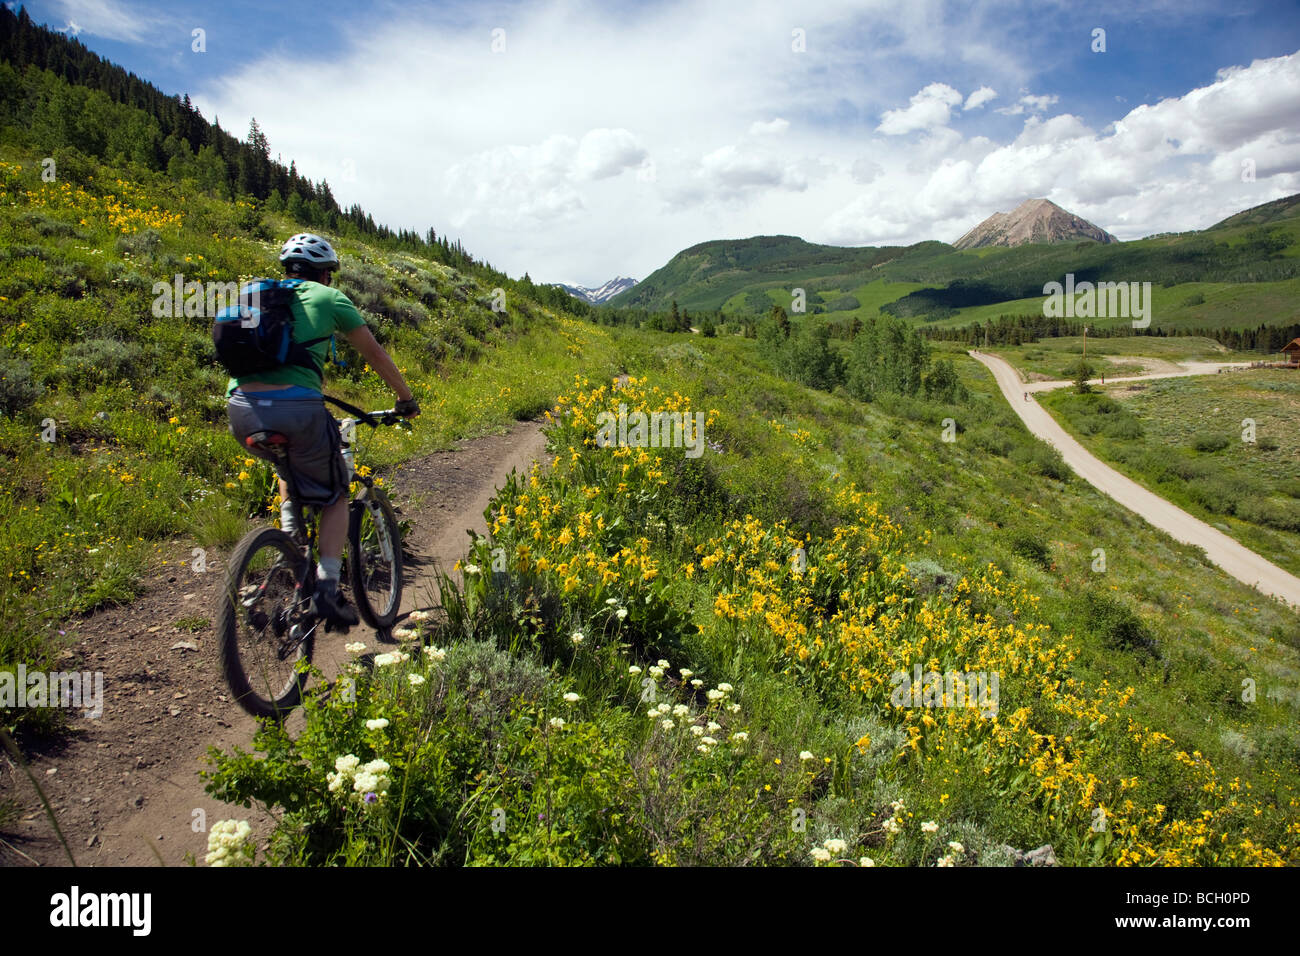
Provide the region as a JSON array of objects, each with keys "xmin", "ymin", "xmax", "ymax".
[
  {"xmin": 971, "ymin": 350, "xmax": 1300, "ymax": 609},
  {"xmin": 1021, "ymin": 359, "xmax": 1253, "ymax": 393},
  {"xmin": 1, "ymin": 420, "xmax": 548, "ymax": 867}
]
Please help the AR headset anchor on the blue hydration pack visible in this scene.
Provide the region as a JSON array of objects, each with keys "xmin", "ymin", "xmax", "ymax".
[{"xmin": 212, "ymin": 278, "xmax": 332, "ymax": 379}]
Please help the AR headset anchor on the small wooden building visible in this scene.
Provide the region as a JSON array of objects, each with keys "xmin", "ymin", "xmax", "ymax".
[{"xmin": 1284, "ymin": 337, "xmax": 1300, "ymax": 366}]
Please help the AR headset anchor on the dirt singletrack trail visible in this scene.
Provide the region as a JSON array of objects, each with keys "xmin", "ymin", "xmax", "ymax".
[
  {"xmin": 971, "ymin": 350, "xmax": 1300, "ymax": 610},
  {"xmin": 0, "ymin": 419, "xmax": 548, "ymax": 867}
]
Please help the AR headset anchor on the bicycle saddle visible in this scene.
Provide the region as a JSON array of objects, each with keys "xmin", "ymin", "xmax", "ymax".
[{"xmin": 245, "ymin": 431, "xmax": 290, "ymax": 453}]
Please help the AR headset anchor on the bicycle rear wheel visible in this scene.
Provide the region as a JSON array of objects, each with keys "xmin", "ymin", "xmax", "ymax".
[
  {"xmin": 216, "ymin": 527, "xmax": 315, "ymax": 719},
  {"xmin": 348, "ymin": 485, "xmax": 403, "ymax": 629}
]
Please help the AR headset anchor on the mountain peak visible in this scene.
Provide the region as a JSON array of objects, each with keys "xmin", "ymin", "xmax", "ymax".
[
  {"xmin": 954, "ymin": 198, "xmax": 1117, "ymax": 250},
  {"xmin": 556, "ymin": 276, "xmax": 637, "ymax": 304}
]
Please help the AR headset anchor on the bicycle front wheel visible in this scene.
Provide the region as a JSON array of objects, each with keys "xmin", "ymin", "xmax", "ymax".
[
  {"xmin": 216, "ymin": 527, "xmax": 315, "ymax": 719},
  {"xmin": 349, "ymin": 485, "xmax": 404, "ymax": 629}
]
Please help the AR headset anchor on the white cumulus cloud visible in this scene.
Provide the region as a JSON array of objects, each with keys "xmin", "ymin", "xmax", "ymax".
[
  {"xmin": 877, "ymin": 82, "xmax": 965, "ymax": 135},
  {"xmin": 963, "ymin": 86, "xmax": 997, "ymax": 110}
]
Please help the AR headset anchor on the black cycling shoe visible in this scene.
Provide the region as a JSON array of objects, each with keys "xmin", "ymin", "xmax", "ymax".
[{"xmin": 313, "ymin": 581, "xmax": 360, "ymax": 632}]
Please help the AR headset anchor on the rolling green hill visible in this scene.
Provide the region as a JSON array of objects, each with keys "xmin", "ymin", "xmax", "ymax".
[{"xmin": 611, "ymin": 195, "xmax": 1300, "ymax": 337}]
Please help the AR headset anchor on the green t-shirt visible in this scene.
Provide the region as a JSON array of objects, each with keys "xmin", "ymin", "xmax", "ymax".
[{"xmin": 225, "ymin": 281, "xmax": 367, "ymax": 396}]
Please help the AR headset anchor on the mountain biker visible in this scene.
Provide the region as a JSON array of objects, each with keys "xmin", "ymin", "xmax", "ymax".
[{"xmin": 226, "ymin": 233, "xmax": 419, "ymax": 631}]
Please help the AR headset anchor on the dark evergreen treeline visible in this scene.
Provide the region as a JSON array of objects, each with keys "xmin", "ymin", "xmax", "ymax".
[
  {"xmin": 924, "ymin": 312, "xmax": 1300, "ymax": 353},
  {"xmin": 1177, "ymin": 322, "xmax": 1300, "ymax": 353},
  {"xmin": 577, "ymin": 299, "xmax": 728, "ymax": 335},
  {"xmin": 0, "ymin": 5, "xmax": 495, "ymax": 279}
]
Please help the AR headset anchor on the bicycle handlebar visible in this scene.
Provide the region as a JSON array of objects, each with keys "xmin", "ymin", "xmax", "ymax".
[{"xmin": 323, "ymin": 394, "xmax": 410, "ymax": 429}]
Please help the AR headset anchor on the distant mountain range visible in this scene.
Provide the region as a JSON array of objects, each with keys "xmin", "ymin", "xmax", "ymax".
[
  {"xmin": 953, "ymin": 198, "xmax": 1117, "ymax": 249},
  {"xmin": 557, "ymin": 276, "xmax": 637, "ymax": 304}
]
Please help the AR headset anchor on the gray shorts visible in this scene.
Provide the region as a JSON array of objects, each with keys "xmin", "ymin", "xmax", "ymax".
[{"xmin": 227, "ymin": 392, "xmax": 349, "ymax": 506}]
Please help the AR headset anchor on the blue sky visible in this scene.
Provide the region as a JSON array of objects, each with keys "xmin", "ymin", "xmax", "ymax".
[{"xmin": 13, "ymin": 0, "xmax": 1300, "ymax": 285}]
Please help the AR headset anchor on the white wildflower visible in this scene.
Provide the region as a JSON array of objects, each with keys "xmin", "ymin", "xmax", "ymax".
[
  {"xmin": 344, "ymin": 642, "xmax": 367, "ymax": 654},
  {"xmin": 809, "ymin": 847, "xmax": 831, "ymax": 863},
  {"xmin": 660, "ymin": 719, "xmax": 675, "ymax": 731},
  {"xmin": 549, "ymin": 717, "xmax": 565, "ymax": 729},
  {"xmin": 365, "ymin": 718, "xmax": 390, "ymax": 731},
  {"xmin": 563, "ymin": 692, "xmax": 581, "ymax": 703},
  {"xmin": 628, "ymin": 665, "xmax": 642, "ymax": 675},
  {"xmin": 407, "ymin": 673, "xmax": 426, "ymax": 687},
  {"xmin": 204, "ymin": 819, "xmax": 255, "ymax": 867},
  {"xmin": 334, "ymin": 754, "xmax": 361, "ymax": 774},
  {"xmin": 570, "ymin": 631, "xmax": 585, "ymax": 645},
  {"xmin": 731, "ymin": 732, "xmax": 749, "ymax": 742},
  {"xmin": 860, "ymin": 856, "xmax": 875, "ymax": 867},
  {"xmin": 424, "ymin": 645, "xmax": 447, "ymax": 662},
  {"xmin": 921, "ymin": 821, "xmax": 939, "ymax": 833},
  {"xmin": 823, "ymin": 838, "xmax": 846, "ymax": 854},
  {"xmin": 799, "ymin": 750, "xmax": 814, "ymax": 761}
]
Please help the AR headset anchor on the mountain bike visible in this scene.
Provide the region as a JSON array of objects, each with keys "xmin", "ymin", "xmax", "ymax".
[{"xmin": 217, "ymin": 395, "xmax": 409, "ymax": 720}]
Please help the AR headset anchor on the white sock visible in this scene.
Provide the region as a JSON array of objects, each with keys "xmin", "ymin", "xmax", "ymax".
[
  {"xmin": 280, "ymin": 500, "xmax": 297, "ymax": 534},
  {"xmin": 318, "ymin": 556, "xmax": 342, "ymax": 588}
]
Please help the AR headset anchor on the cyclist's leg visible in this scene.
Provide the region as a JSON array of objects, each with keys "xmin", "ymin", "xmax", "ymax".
[{"xmin": 271, "ymin": 400, "xmax": 355, "ymax": 627}]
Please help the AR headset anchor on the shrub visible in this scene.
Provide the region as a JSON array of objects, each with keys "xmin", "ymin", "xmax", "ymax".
[
  {"xmin": 1011, "ymin": 442, "xmax": 1070, "ymax": 482},
  {"xmin": 1081, "ymin": 590, "xmax": 1160, "ymax": 658},
  {"xmin": 1236, "ymin": 497, "xmax": 1300, "ymax": 532},
  {"xmin": 0, "ymin": 350, "xmax": 42, "ymax": 416},
  {"xmin": 1009, "ymin": 531, "xmax": 1052, "ymax": 569},
  {"xmin": 1102, "ymin": 416, "xmax": 1144, "ymax": 440},
  {"xmin": 1192, "ymin": 433, "xmax": 1230, "ymax": 453},
  {"xmin": 61, "ymin": 337, "xmax": 145, "ymax": 387}
]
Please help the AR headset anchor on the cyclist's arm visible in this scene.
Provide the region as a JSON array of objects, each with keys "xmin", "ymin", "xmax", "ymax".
[{"xmin": 344, "ymin": 325, "xmax": 415, "ymax": 407}]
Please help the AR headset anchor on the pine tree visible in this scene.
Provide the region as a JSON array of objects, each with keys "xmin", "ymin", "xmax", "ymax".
[{"xmin": 248, "ymin": 117, "xmax": 269, "ymax": 158}]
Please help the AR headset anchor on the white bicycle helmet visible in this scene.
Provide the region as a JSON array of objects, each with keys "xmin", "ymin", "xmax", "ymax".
[{"xmin": 279, "ymin": 233, "xmax": 340, "ymax": 271}]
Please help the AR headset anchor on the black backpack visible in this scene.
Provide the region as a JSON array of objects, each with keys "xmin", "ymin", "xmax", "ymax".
[{"xmin": 212, "ymin": 278, "xmax": 332, "ymax": 379}]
